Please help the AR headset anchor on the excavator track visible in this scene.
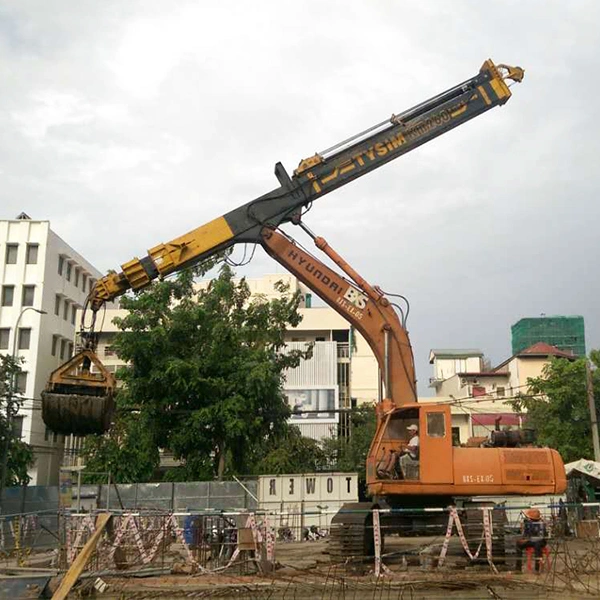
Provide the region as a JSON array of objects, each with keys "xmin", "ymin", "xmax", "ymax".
[{"xmin": 328, "ymin": 503, "xmax": 378, "ymax": 564}]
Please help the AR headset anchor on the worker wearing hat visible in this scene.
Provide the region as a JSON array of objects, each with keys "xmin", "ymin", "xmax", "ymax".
[
  {"xmin": 399, "ymin": 424, "xmax": 420, "ymax": 480},
  {"xmin": 516, "ymin": 507, "xmax": 547, "ymax": 572}
]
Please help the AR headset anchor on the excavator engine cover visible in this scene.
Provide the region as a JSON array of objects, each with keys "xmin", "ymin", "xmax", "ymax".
[{"xmin": 42, "ymin": 349, "xmax": 116, "ymax": 436}]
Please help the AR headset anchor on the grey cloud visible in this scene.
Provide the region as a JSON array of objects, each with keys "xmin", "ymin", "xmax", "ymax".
[{"xmin": 0, "ymin": 1, "xmax": 598, "ymax": 393}]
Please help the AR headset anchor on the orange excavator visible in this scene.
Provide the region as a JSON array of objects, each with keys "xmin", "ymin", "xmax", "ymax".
[{"xmin": 42, "ymin": 59, "xmax": 565, "ymax": 554}]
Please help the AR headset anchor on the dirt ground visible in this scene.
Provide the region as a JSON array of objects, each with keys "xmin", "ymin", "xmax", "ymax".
[{"xmin": 77, "ymin": 536, "xmax": 600, "ymax": 599}]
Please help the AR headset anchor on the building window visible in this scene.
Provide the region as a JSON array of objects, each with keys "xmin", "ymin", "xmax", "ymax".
[
  {"xmin": 54, "ymin": 295, "xmax": 61, "ymax": 316},
  {"xmin": 454, "ymin": 359, "xmax": 467, "ymax": 373},
  {"xmin": 12, "ymin": 416, "xmax": 24, "ymax": 439},
  {"xmin": 104, "ymin": 345, "xmax": 115, "ymax": 357},
  {"xmin": 60, "ymin": 339, "xmax": 66, "ymax": 360},
  {"xmin": 89, "ymin": 278, "xmax": 95, "ymax": 293},
  {"xmin": 18, "ymin": 328, "xmax": 31, "ymax": 350},
  {"xmin": 58, "ymin": 255, "xmax": 64, "ymax": 275},
  {"xmin": 71, "ymin": 304, "xmax": 77, "ymax": 325},
  {"xmin": 66, "ymin": 262, "xmax": 72, "ymax": 281},
  {"xmin": 5, "ymin": 244, "xmax": 18, "ymax": 264},
  {"xmin": 496, "ymin": 387, "xmax": 506, "ymax": 398},
  {"xmin": 16, "ymin": 371, "xmax": 27, "ymax": 394},
  {"xmin": 26, "ymin": 244, "xmax": 39, "ymax": 264},
  {"xmin": 452, "ymin": 426, "xmax": 461, "ymax": 446},
  {"xmin": 51, "ymin": 334, "xmax": 59, "ymax": 356},
  {"xmin": 0, "ymin": 328, "xmax": 9, "ymax": 350},
  {"xmin": 63, "ymin": 300, "xmax": 69, "ymax": 321},
  {"xmin": 1, "ymin": 285, "xmax": 15, "ymax": 307},
  {"xmin": 82, "ymin": 274, "xmax": 87, "ymax": 291},
  {"xmin": 74, "ymin": 268, "xmax": 80, "ymax": 287},
  {"xmin": 68, "ymin": 342, "xmax": 74, "ymax": 358},
  {"xmin": 21, "ymin": 285, "xmax": 35, "ymax": 307}
]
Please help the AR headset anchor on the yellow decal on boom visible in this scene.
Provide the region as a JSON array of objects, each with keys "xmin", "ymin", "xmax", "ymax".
[
  {"xmin": 477, "ymin": 85, "xmax": 492, "ymax": 106},
  {"xmin": 450, "ymin": 105, "xmax": 467, "ymax": 118},
  {"xmin": 489, "ymin": 77, "xmax": 511, "ymax": 101}
]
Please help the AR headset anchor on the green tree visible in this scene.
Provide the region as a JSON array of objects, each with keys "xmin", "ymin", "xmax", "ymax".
[
  {"xmin": 512, "ymin": 351, "xmax": 600, "ymax": 463},
  {"xmin": 0, "ymin": 355, "xmax": 34, "ymax": 486},
  {"xmin": 84, "ymin": 263, "xmax": 310, "ymax": 481},
  {"xmin": 81, "ymin": 410, "xmax": 159, "ymax": 484},
  {"xmin": 253, "ymin": 425, "xmax": 327, "ymax": 475},
  {"xmin": 322, "ymin": 405, "xmax": 376, "ymax": 480}
]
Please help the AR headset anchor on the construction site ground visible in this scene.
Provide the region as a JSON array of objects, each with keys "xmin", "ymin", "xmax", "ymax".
[{"xmin": 14, "ymin": 534, "xmax": 600, "ymax": 599}]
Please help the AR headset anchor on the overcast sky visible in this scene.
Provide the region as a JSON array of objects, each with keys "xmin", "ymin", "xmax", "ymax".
[{"xmin": 1, "ymin": 1, "xmax": 598, "ymax": 394}]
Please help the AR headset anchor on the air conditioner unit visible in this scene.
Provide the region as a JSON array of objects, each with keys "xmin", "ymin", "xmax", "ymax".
[{"xmin": 460, "ymin": 378, "xmax": 468, "ymax": 386}]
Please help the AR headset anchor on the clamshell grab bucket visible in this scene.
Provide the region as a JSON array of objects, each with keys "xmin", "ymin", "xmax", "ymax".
[{"xmin": 41, "ymin": 349, "xmax": 116, "ymax": 435}]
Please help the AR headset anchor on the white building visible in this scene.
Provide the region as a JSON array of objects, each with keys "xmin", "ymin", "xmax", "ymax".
[
  {"xmin": 0, "ymin": 214, "xmax": 105, "ymax": 485},
  {"xmin": 424, "ymin": 343, "xmax": 577, "ymax": 443}
]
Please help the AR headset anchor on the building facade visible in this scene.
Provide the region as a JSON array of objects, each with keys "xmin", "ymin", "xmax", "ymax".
[
  {"xmin": 425, "ymin": 342, "xmax": 577, "ymax": 442},
  {"xmin": 0, "ymin": 215, "xmax": 105, "ymax": 484}
]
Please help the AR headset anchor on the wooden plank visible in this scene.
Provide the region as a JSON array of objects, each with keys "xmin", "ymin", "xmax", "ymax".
[{"xmin": 52, "ymin": 512, "xmax": 111, "ymax": 600}]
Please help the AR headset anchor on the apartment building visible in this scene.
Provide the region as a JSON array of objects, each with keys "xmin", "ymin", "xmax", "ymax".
[
  {"xmin": 0, "ymin": 214, "xmax": 105, "ymax": 484},
  {"xmin": 424, "ymin": 343, "xmax": 577, "ymax": 443}
]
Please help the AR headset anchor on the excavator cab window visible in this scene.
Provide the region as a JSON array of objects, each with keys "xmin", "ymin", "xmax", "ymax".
[
  {"xmin": 384, "ymin": 408, "xmax": 419, "ymax": 441},
  {"xmin": 426, "ymin": 412, "xmax": 446, "ymax": 438},
  {"xmin": 375, "ymin": 408, "xmax": 421, "ymax": 481}
]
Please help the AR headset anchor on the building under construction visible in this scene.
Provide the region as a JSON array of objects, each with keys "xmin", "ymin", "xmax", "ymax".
[{"xmin": 511, "ymin": 315, "xmax": 586, "ymax": 357}]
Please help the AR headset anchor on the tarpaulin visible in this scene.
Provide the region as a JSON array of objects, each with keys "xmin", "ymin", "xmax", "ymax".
[{"xmin": 471, "ymin": 413, "xmax": 521, "ymax": 426}]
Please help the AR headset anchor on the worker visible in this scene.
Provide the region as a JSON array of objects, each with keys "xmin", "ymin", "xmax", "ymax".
[
  {"xmin": 399, "ymin": 424, "xmax": 420, "ymax": 480},
  {"xmin": 515, "ymin": 508, "xmax": 547, "ymax": 572}
]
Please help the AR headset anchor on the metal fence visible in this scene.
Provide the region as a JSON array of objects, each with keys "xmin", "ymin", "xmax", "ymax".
[{"xmin": 0, "ymin": 480, "xmax": 258, "ymax": 554}]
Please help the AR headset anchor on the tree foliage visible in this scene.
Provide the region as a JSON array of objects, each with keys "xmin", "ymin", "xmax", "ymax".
[
  {"xmin": 0, "ymin": 355, "xmax": 34, "ymax": 487},
  {"xmin": 83, "ymin": 263, "xmax": 311, "ymax": 481},
  {"xmin": 322, "ymin": 405, "xmax": 376, "ymax": 480},
  {"xmin": 81, "ymin": 411, "xmax": 159, "ymax": 484},
  {"xmin": 253, "ymin": 425, "xmax": 327, "ymax": 475},
  {"xmin": 512, "ymin": 351, "xmax": 600, "ymax": 463}
]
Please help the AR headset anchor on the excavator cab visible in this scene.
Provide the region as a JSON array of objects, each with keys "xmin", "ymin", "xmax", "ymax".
[
  {"xmin": 41, "ymin": 348, "xmax": 116, "ymax": 435},
  {"xmin": 368, "ymin": 404, "xmax": 454, "ymax": 486}
]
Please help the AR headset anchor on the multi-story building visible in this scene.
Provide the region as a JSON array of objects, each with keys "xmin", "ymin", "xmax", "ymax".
[
  {"xmin": 511, "ymin": 315, "xmax": 586, "ymax": 357},
  {"xmin": 0, "ymin": 214, "xmax": 105, "ymax": 484},
  {"xmin": 424, "ymin": 342, "xmax": 577, "ymax": 442}
]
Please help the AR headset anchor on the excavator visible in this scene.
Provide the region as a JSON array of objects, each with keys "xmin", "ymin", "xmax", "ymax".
[{"xmin": 41, "ymin": 59, "xmax": 566, "ymax": 558}]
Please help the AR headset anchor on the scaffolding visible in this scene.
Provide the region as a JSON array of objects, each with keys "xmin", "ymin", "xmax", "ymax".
[{"xmin": 511, "ymin": 316, "xmax": 586, "ymax": 357}]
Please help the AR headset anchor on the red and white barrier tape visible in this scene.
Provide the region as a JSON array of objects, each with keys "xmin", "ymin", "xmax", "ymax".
[
  {"xmin": 264, "ymin": 515, "xmax": 275, "ymax": 563},
  {"xmin": 373, "ymin": 510, "xmax": 391, "ymax": 577},
  {"xmin": 67, "ymin": 515, "xmax": 96, "ymax": 563},
  {"xmin": 438, "ymin": 507, "xmax": 496, "ymax": 572}
]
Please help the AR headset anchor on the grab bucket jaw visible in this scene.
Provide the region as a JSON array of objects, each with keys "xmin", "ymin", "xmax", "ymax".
[{"xmin": 41, "ymin": 349, "xmax": 116, "ymax": 436}]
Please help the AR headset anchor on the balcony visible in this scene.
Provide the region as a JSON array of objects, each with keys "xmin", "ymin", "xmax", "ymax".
[{"xmin": 337, "ymin": 343, "xmax": 350, "ymax": 360}]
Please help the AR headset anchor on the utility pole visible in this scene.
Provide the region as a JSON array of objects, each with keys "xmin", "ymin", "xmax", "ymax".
[{"xmin": 586, "ymin": 360, "xmax": 600, "ymax": 463}]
